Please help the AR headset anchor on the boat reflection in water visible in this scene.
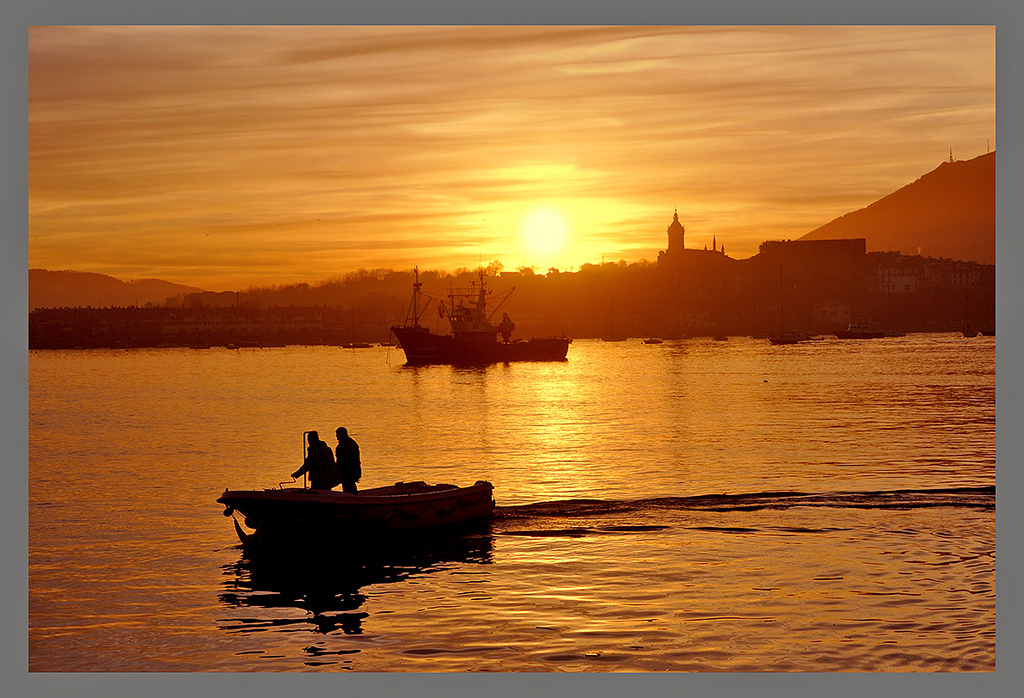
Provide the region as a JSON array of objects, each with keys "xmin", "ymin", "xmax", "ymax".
[{"xmin": 218, "ymin": 527, "xmax": 494, "ymax": 637}]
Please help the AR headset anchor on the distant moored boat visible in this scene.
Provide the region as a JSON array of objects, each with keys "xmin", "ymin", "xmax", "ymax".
[
  {"xmin": 834, "ymin": 319, "xmax": 885, "ymax": 339},
  {"xmin": 769, "ymin": 330, "xmax": 804, "ymax": 345}
]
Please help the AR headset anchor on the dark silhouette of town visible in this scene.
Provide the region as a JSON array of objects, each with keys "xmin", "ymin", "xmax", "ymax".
[{"xmin": 29, "ymin": 209, "xmax": 994, "ymax": 349}]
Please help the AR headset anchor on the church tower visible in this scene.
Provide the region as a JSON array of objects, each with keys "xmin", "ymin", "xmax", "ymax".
[{"xmin": 667, "ymin": 209, "xmax": 685, "ymax": 252}]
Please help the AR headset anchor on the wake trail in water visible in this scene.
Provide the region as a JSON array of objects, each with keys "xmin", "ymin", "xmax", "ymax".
[{"xmin": 495, "ymin": 486, "xmax": 994, "ymax": 520}]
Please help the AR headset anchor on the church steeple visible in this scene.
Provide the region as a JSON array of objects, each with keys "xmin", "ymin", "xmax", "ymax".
[{"xmin": 667, "ymin": 208, "xmax": 685, "ymax": 252}]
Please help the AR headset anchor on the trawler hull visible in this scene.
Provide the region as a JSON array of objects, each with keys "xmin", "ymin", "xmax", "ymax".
[{"xmin": 391, "ymin": 325, "xmax": 569, "ymax": 365}]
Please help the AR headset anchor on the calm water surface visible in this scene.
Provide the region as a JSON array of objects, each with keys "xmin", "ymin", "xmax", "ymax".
[{"xmin": 28, "ymin": 335, "xmax": 995, "ymax": 671}]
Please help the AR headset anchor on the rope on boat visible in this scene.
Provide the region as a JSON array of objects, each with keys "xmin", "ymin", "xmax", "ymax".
[{"xmin": 231, "ymin": 516, "xmax": 254, "ymax": 545}]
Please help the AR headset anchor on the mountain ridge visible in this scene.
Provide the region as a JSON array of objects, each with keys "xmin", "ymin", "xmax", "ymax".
[
  {"xmin": 29, "ymin": 269, "xmax": 204, "ymax": 311},
  {"xmin": 798, "ymin": 151, "xmax": 994, "ymax": 264}
]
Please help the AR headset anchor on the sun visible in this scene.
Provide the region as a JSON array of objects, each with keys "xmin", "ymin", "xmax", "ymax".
[{"xmin": 520, "ymin": 206, "xmax": 570, "ymax": 261}]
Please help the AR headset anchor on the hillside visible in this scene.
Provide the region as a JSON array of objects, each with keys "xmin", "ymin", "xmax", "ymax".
[
  {"xmin": 799, "ymin": 152, "xmax": 995, "ymax": 264},
  {"xmin": 29, "ymin": 269, "xmax": 204, "ymax": 310}
]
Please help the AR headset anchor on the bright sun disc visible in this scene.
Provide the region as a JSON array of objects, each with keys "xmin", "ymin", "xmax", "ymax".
[{"xmin": 520, "ymin": 207, "xmax": 569, "ymax": 259}]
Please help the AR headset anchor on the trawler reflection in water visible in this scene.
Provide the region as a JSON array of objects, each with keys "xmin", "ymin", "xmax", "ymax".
[
  {"xmin": 219, "ymin": 530, "xmax": 494, "ymax": 638},
  {"xmin": 390, "ymin": 267, "xmax": 570, "ymax": 366}
]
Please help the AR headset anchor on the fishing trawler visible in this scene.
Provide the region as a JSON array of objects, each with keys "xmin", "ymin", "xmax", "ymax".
[{"xmin": 389, "ymin": 268, "xmax": 570, "ymax": 365}]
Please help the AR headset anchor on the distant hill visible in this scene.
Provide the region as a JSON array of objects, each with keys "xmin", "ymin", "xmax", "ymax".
[
  {"xmin": 29, "ymin": 269, "xmax": 204, "ymax": 311},
  {"xmin": 799, "ymin": 151, "xmax": 994, "ymax": 264}
]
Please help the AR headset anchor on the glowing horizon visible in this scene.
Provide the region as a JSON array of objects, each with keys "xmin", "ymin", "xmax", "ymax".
[{"xmin": 29, "ymin": 26, "xmax": 995, "ymax": 291}]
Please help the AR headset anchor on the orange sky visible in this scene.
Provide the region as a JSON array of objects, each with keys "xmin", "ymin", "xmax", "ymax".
[{"xmin": 29, "ymin": 26, "xmax": 995, "ymax": 291}]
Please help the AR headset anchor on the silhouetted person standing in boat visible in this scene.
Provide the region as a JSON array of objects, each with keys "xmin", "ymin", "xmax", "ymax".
[
  {"xmin": 292, "ymin": 431, "xmax": 342, "ymax": 490},
  {"xmin": 335, "ymin": 427, "xmax": 361, "ymax": 494}
]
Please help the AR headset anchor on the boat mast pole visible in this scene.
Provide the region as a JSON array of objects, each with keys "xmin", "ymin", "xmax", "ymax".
[
  {"xmin": 412, "ymin": 266, "xmax": 421, "ymax": 326},
  {"xmin": 477, "ymin": 269, "xmax": 487, "ymax": 311}
]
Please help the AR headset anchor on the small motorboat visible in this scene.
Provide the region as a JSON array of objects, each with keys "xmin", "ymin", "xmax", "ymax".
[{"xmin": 219, "ymin": 480, "xmax": 495, "ymax": 547}]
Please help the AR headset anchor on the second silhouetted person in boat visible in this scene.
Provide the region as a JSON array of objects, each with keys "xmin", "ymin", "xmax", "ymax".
[
  {"xmin": 292, "ymin": 430, "xmax": 342, "ymax": 490},
  {"xmin": 335, "ymin": 427, "xmax": 361, "ymax": 494}
]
